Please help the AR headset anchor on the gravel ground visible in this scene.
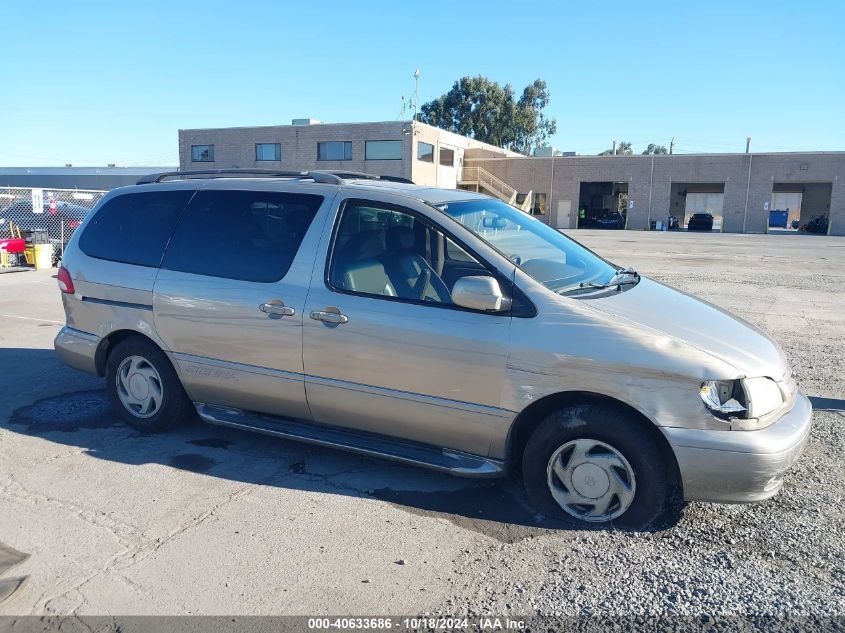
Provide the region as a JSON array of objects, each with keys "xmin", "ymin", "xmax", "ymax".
[
  {"xmin": 433, "ymin": 231, "xmax": 845, "ymax": 620},
  {"xmin": 0, "ymin": 231, "xmax": 843, "ymax": 625}
]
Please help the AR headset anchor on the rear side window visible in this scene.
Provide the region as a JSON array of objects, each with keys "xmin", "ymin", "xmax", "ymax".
[
  {"xmin": 161, "ymin": 190, "xmax": 323, "ymax": 282},
  {"xmin": 79, "ymin": 191, "xmax": 194, "ymax": 267}
]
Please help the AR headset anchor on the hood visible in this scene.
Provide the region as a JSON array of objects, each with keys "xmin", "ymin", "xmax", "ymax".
[{"xmin": 580, "ymin": 277, "xmax": 789, "ymax": 380}]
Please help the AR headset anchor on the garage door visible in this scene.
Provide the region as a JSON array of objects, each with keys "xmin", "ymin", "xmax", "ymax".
[{"xmin": 685, "ymin": 192, "xmax": 724, "ymax": 230}]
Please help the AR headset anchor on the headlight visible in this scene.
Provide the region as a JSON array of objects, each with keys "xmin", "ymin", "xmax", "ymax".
[
  {"xmin": 700, "ymin": 377, "xmax": 785, "ymax": 421},
  {"xmin": 742, "ymin": 376, "xmax": 784, "ymax": 418},
  {"xmin": 699, "ymin": 380, "xmax": 746, "ymax": 419}
]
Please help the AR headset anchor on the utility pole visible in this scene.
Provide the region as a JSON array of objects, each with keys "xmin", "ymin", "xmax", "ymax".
[
  {"xmin": 669, "ymin": 137, "xmax": 675, "ymax": 155},
  {"xmin": 745, "ymin": 136, "xmax": 752, "ymax": 154},
  {"xmin": 413, "ymin": 69, "xmax": 420, "ymax": 122}
]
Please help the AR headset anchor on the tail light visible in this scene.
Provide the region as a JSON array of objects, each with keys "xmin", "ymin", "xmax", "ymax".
[
  {"xmin": 57, "ymin": 266, "xmax": 75, "ymax": 294},
  {"xmin": 67, "ymin": 220, "xmax": 81, "ymax": 228}
]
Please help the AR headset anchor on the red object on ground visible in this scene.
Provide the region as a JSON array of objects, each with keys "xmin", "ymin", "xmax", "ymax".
[{"xmin": 0, "ymin": 238, "xmax": 26, "ymax": 253}]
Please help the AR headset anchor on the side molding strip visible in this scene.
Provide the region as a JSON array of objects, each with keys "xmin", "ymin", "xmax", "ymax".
[{"xmin": 81, "ymin": 296, "xmax": 153, "ymax": 311}]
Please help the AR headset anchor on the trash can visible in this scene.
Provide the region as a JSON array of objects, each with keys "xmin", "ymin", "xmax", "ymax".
[{"xmin": 34, "ymin": 243, "xmax": 53, "ymax": 269}]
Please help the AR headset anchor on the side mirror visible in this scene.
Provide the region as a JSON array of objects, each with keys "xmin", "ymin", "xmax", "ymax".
[{"xmin": 452, "ymin": 276, "xmax": 504, "ymax": 312}]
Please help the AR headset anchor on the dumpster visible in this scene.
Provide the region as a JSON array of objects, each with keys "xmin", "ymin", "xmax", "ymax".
[{"xmin": 768, "ymin": 209, "xmax": 788, "ymax": 228}]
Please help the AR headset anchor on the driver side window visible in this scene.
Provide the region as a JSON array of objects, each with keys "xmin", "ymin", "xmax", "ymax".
[{"xmin": 328, "ymin": 201, "xmax": 492, "ymax": 307}]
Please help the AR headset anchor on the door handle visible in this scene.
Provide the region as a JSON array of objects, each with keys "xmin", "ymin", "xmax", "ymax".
[
  {"xmin": 310, "ymin": 310, "xmax": 349, "ymax": 324},
  {"xmin": 259, "ymin": 301, "xmax": 295, "ymax": 318}
]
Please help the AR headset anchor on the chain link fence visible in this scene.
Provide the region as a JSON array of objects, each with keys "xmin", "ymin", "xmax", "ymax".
[{"xmin": 0, "ymin": 187, "xmax": 106, "ymax": 265}]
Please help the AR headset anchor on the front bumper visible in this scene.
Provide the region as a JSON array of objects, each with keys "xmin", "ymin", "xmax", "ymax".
[
  {"xmin": 663, "ymin": 392, "xmax": 813, "ymax": 503},
  {"xmin": 54, "ymin": 326, "xmax": 100, "ymax": 376}
]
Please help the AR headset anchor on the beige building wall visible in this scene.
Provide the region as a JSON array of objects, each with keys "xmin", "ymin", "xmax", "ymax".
[
  {"xmin": 467, "ymin": 152, "xmax": 845, "ymax": 235},
  {"xmin": 179, "ymin": 120, "xmax": 516, "ymax": 189},
  {"xmin": 179, "ymin": 121, "xmax": 843, "ymax": 235},
  {"xmin": 409, "ymin": 122, "xmax": 518, "ymax": 187},
  {"xmin": 179, "ymin": 121, "xmax": 414, "ymax": 180}
]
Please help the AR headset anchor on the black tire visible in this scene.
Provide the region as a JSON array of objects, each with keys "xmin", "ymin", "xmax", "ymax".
[
  {"xmin": 522, "ymin": 403, "xmax": 672, "ymax": 529},
  {"xmin": 105, "ymin": 336, "xmax": 192, "ymax": 432}
]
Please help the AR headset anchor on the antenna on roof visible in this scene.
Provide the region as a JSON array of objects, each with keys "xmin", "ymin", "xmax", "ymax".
[{"xmin": 413, "ymin": 68, "xmax": 420, "ymax": 122}]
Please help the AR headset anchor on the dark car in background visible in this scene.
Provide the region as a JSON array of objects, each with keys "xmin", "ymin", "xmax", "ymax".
[
  {"xmin": 596, "ymin": 211, "xmax": 626, "ymax": 229},
  {"xmin": 1, "ymin": 199, "xmax": 90, "ymax": 241},
  {"xmin": 687, "ymin": 213, "xmax": 714, "ymax": 231}
]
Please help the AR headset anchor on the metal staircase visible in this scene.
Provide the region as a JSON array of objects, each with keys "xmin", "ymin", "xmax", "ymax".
[{"xmin": 459, "ymin": 166, "xmax": 533, "ymax": 213}]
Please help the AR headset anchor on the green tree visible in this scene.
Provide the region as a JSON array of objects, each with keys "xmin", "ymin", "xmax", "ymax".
[
  {"xmin": 642, "ymin": 143, "xmax": 668, "ymax": 155},
  {"xmin": 599, "ymin": 141, "xmax": 633, "ymax": 156},
  {"xmin": 419, "ymin": 76, "xmax": 557, "ymax": 155}
]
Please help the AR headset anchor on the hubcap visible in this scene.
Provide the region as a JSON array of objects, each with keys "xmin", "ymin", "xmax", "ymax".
[
  {"xmin": 546, "ymin": 438, "xmax": 636, "ymax": 523},
  {"xmin": 116, "ymin": 355, "xmax": 163, "ymax": 418}
]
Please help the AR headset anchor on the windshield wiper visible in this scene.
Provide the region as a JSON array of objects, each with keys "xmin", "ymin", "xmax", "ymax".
[
  {"xmin": 582, "ymin": 267, "xmax": 640, "ymax": 290},
  {"xmin": 558, "ymin": 267, "xmax": 641, "ymax": 295}
]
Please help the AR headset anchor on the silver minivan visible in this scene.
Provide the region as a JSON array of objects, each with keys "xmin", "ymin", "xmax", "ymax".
[{"xmin": 54, "ymin": 170, "xmax": 813, "ymax": 528}]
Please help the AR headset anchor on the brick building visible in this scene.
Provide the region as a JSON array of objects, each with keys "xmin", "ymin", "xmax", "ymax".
[
  {"xmin": 465, "ymin": 152, "xmax": 844, "ymax": 235},
  {"xmin": 178, "ymin": 119, "xmax": 519, "ymax": 190},
  {"xmin": 179, "ymin": 120, "xmax": 843, "ymax": 235}
]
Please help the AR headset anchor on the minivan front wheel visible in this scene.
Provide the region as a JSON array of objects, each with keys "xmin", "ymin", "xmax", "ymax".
[
  {"xmin": 106, "ymin": 337, "xmax": 192, "ymax": 432},
  {"xmin": 522, "ymin": 404, "xmax": 669, "ymax": 529}
]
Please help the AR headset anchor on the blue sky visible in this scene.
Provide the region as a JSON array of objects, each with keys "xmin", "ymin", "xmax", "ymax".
[{"xmin": 2, "ymin": 0, "xmax": 843, "ymax": 166}]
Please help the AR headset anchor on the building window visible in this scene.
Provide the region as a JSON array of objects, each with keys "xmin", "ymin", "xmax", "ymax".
[
  {"xmin": 255, "ymin": 143, "xmax": 281, "ymax": 161},
  {"xmin": 365, "ymin": 140, "xmax": 403, "ymax": 160},
  {"xmin": 532, "ymin": 192, "xmax": 547, "ymax": 215},
  {"xmin": 439, "ymin": 147, "xmax": 455, "ymax": 167},
  {"xmin": 417, "ymin": 142, "xmax": 434, "ymax": 163},
  {"xmin": 317, "ymin": 141, "xmax": 353, "ymax": 161},
  {"xmin": 191, "ymin": 145, "xmax": 214, "ymax": 162}
]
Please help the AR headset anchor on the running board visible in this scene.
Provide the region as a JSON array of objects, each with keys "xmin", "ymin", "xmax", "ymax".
[{"xmin": 194, "ymin": 403, "xmax": 505, "ymax": 478}]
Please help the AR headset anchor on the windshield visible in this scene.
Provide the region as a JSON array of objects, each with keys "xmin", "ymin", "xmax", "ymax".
[{"xmin": 439, "ymin": 198, "xmax": 618, "ymax": 293}]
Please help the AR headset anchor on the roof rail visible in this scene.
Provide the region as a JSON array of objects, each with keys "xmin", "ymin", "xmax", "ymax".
[
  {"xmin": 136, "ymin": 169, "xmax": 346, "ymax": 185},
  {"xmin": 136, "ymin": 169, "xmax": 416, "ymax": 186},
  {"xmin": 321, "ymin": 171, "xmax": 415, "ymax": 184}
]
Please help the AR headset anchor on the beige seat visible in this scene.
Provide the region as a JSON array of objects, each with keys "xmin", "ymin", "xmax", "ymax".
[
  {"xmin": 382, "ymin": 226, "xmax": 451, "ymax": 303},
  {"xmin": 334, "ymin": 233, "xmax": 397, "ymax": 296}
]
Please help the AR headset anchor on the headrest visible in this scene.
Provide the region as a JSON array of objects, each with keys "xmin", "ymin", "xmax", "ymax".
[
  {"xmin": 386, "ymin": 225, "xmax": 415, "ymax": 252},
  {"xmin": 341, "ymin": 231, "xmax": 384, "ymax": 261}
]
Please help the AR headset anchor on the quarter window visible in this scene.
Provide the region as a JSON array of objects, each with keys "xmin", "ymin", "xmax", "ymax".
[
  {"xmin": 191, "ymin": 145, "xmax": 214, "ymax": 162},
  {"xmin": 255, "ymin": 143, "xmax": 281, "ymax": 161},
  {"xmin": 439, "ymin": 147, "xmax": 455, "ymax": 166},
  {"xmin": 417, "ymin": 141, "xmax": 434, "ymax": 163},
  {"xmin": 365, "ymin": 140, "xmax": 403, "ymax": 160},
  {"xmin": 317, "ymin": 141, "xmax": 353, "ymax": 161},
  {"xmin": 79, "ymin": 191, "xmax": 194, "ymax": 267},
  {"xmin": 162, "ymin": 190, "xmax": 323, "ymax": 282}
]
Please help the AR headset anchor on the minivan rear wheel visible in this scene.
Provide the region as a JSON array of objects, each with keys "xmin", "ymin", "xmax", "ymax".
[
  {"xmin": 106, "ymin": 337, "xmax": 192, "ymax": 432},
  {"xmin": 522, "ymin": 404, "xmax": 669, "ymax": 529}
]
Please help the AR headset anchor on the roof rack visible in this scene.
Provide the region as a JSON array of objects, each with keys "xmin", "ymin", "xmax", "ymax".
[
  {"xmin": 136, "ymin": 169, "xmax": 415, "ymax": 186},
  {"xmin": 325, "ymin": 171, "xmax": 415, "ymax": 184},
  {"xmin": 136, "ymin": 169, "xmax": 345, "ymax": 185}
]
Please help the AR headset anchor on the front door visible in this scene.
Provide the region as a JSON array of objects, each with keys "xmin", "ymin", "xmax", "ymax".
[
  {"xmin": 302, "ymin": 196, "xmax": 514, "ymax": 457},
  {"xmin": 153, "ymin": 186, "xmax": 329, "ymax": 419}
]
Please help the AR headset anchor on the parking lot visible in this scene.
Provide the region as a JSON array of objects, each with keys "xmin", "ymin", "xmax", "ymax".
[{"xmin": 0, "ymin": 230, "xmax": 843, "ymax": 619}]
